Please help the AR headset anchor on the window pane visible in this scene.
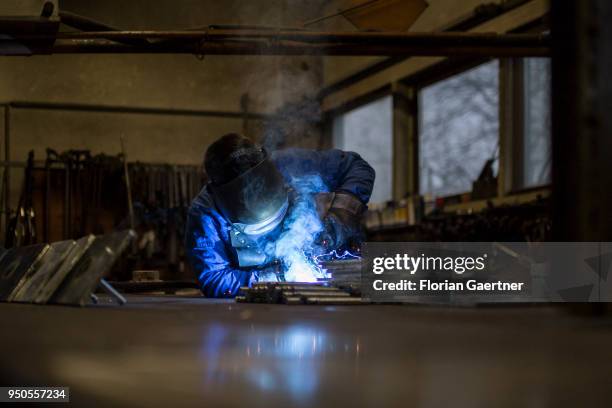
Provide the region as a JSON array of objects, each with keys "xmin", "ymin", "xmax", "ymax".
[
  {"xmin": 419, "ymin": 61, "xmax": 499, "ymax": 197},
  {"xmin": 333, "ymin": 95, "xmax": 393, "ymax": 204},
  {"xmin": 523, "ymin": 58, "xmax": 552, "ymax": 187}
]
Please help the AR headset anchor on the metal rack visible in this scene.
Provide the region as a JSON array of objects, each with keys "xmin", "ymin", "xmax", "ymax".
[{"xmin": 0, "ymin": 100, "xmax": 271, "ymax": 245}]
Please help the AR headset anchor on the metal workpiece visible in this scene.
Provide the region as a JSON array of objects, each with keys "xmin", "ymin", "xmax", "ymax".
[
  {"xmin": 282, "ymin": 296, "xmax": 303, "ymax": 305},
  {"xmin": 321, "ymin": 258, "xmax": 364, "ymax": 295},
  {"xmin": 252, "ymin": 282, "xmax": 339, "ymax": 291},
  {"xmin": 0, "ymin": 244, "xmax": 49, "ymax": 301},
  {"xmin": 31, "ymin": 235, "xmax": 95, "ymax": 304},
  {"xmin": 51, "ymin": 230, "xmax": 136, "ymax": 306},
  {"xmin": 238, "ymin": 281, "xmax": 363, "ymax": 305},
  {"xmin": 291, "ymin": 291, "xmax": 350, "ymax": 298},
  {"xmin": 242, "ymin": 285, "xmax": 286, "ymax": 304},
  {"xmin": 304, "ymin": 296, "xmax": 364, "ymax": 305},
  {"xmin": 10, "ymin": 239, "xmax": 76, "ymax": 303},
  {"xmin": 0, "ymin": 230, "xmax": 134, "ymax": 306},
  {"xmin": 321, "ymin": 258, "xmax": 363, "ymax": 275}
]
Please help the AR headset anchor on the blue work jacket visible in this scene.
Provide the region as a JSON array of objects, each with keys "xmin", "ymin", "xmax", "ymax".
[{"xmin": 185, "ymin": 148, "xmax": 375, "ymax": 297}]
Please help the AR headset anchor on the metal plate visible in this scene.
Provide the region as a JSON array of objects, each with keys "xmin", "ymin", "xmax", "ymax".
[
  {"xmin": 0, "ymin": 244, "xmax": 48, "ymax": 301},
  {"xmin": 10, "ymin": 240, "xmax": 76, "ymax": 303},
  {"xmin": 31, "ymin": 235, "xmax": 95, "ymax": 304},
  {"xmin": 51, "ymin": 230, "xmax": 135, "ymax": 306}
]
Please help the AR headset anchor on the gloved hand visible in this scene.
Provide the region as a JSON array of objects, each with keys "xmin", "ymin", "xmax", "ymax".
[
  {"xmin": 318, "ymin": 192, "xmax": 365, "ymax": 250},
  {"xmin": 254, "ymin": 260, "xmax": 285, "ymax": 282}
]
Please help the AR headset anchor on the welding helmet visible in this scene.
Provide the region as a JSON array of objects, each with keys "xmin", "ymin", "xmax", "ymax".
[{"xmin": 210, "ymin": 148, "xmax": 289, "ymax": 234}]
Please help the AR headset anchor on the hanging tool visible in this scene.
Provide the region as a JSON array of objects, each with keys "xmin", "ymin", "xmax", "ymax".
[
  {"xmin": 120, "ymin": 135, "xmax": 135, "ymax": 230},
  {"xmin": 60, "ymin": 150, "xmax": 71, "ymax": 240},
  {"xmin": 6, "ymin": 151, "xmax": 37, "ymax": 247},
  {"xmin": 43, "ymin": 148, "xmax": 59, "ymax": 242},
  {"xmin": 73, "ymin": 150, "xmax": 90, "ymax": 236}
]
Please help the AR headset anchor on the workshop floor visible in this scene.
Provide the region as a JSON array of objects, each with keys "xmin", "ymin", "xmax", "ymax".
[{"xmin": 1, "ymin": 296, "xmax": 611, "ymax": 407}]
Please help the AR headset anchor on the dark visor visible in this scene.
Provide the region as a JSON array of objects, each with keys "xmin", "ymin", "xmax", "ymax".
[{"xmin": 210, "ymin": 152, "xmax": 288, "ymax": 225}]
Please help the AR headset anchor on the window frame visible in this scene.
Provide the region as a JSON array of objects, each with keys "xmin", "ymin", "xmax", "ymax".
[
  {"xmin": 322, "ymin": 21, "xmax": 551, "ymax": 205},
  {"xmin": 324, "ymin": 85, "xmax": 392, "ymax": 120},
  {"xmin": 326, "ymin": 86, "xmax": 395, "ymax": 204},
  {"xmin": 502, "ymin": 22, "xmax": 552, "ymax": 194},
  {"xmin": 501, "ymin": 57, "xmax": 552, "ymax": 194},
  {"xmin": 406, "ymin": 28, "xmax": 551, "ymax": 200},
  {"xmin": 410, "ymin": 57, "xmax": 500, "ymax": 200}
]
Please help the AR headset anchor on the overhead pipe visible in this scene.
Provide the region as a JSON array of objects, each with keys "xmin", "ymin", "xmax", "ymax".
[
  {"xmin": 50, "ymin": 38, "xmax": 549, "ymax": 57},
  {"xmin": 12, "ymin": 29, "xmax": 550, "ymax": 56},
  {"xmin": 50, "ymin": 29, "xmax": 549, "ymax": 47},
  {"xmin": 58, "ymin": 11, "xmax": 149, "ymax": 47}
]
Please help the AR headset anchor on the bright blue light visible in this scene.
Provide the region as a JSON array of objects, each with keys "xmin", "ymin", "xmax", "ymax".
[{"xmin": 269, "ymin": 175, "xmax": 328, "ymax": 282}]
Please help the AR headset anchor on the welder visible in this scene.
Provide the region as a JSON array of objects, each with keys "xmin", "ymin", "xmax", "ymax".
[{"xmin": 185, "ymin": 133, "xmax": 375, "ymax": 297}]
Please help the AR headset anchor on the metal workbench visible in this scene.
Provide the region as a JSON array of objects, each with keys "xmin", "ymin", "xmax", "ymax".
[{"xmin": 1, "ymin": 296, "xmax": 611, "ymax": 407}]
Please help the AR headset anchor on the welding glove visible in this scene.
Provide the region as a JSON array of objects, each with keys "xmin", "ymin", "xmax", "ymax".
[
  {"xmin": 319, "ymin": 192, "xmax": 366, "ymax": 251},
  {"xmin": 254, "ymin": 260, "xmax": 285, "ymax": 282}
]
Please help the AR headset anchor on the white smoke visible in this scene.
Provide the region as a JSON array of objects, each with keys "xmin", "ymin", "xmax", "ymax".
[{"xmin": 267, "ymin": 174, "xmax": 327, "ymax": 282}]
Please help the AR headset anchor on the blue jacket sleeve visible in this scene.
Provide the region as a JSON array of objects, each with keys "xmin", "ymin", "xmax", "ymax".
[
  {"xmin": 275, "ymin": 148, "xmax": 376, "ymax": 204},
  {"xmin": 185, "ymin": 207, "xmax": 255, "ymax": 297}
]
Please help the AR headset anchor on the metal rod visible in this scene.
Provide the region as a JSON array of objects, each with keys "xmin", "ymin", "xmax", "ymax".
[
  {"xmin": 58, "ymin": 10, "xmax": 150, "ymax": 47},
  {"xmin": 63, "ymin": 155, "xmax": 70, "ymax": 239},
  {"xmin": 44, "ymin": 157, "xmax": 50, "ymax": 242},
  {"xmin": 120, "ymin": 135, "xmax": 135, "ymax": 231},
  {"xmin": 4, "ymin": 106, "xmax": 10, "ymax": 244},
  {"xmin": 99, "ymin": 278, "xmax": 127, "ymax": 305},
  {"xmin": 5, "ymin": 100, "xmax": 269, "ymax": 120},
  {"xmin": 50, "ymin": 39, "xmax": 549, "ymax": 57}
]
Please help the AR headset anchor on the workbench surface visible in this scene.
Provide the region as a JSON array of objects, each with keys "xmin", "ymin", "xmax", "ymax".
[{"xmin": 1, "ymin": 296, "xmax": 611, "ymax": 407}]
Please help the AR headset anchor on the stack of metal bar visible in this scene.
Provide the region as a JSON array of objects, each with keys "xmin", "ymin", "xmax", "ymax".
[
  {"xmin": 320, "ymin": 258, "xmax": 363, "ymax": 295},
  {"xmin": 236, "ymin": 282, "xmax": 363, "ymax": 305}
]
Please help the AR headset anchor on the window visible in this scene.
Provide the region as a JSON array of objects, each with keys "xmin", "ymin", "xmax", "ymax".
[
  {"xmin": 333, "ymin": 95, "xmax": 393, "ymax": 204},
  {"xmin": 419, "ymin": 60, "xmax": 499, "ymax": 198},
  {"xmin": 522, "ymin": 58, "xmax": 551, "ymax": 187}
]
